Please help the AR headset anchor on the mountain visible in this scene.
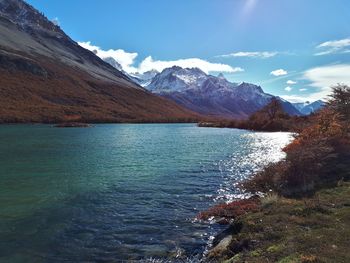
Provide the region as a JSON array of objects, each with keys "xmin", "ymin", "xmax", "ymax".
[
  {"xmin": 100, "ymin": 56, "xmax": 158, "ymax": 87},
  {"xmin": 0, "ymin": 0, "xmax": 198, "ymax": 123},
  {"xmin": 103, "ymin": 56, "xmax": 124, "ymax": 72},
  {"xmin": 148, "ymin": 66, "xmax": 209, "ymax": 92},
  {"xmin": 292, "ymin": 101, "xmax": 310, "ymax": 112},
  {"xmin": 128, "ymin": 70, "xmax": 159, "ymax": 87},
  {"xmin": 292, "ymin": 100, "xmax": 325, "ymax": 115},
  {"xmin": 146, "ymin": 66, "xmax": 300, "ymax": 119}
]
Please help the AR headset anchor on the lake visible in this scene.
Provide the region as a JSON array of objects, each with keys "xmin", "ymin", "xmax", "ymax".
[{"xmin": 0, "ymin": 124, "xmax": 292, "ymax": 262}]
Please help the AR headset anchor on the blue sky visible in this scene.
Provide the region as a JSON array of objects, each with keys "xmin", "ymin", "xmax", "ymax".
[{"xmin": 27, "ymin": 0, "xmax": 350, "ymax": 102}]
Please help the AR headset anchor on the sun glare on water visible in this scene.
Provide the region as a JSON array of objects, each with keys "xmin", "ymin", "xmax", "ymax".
[{"xmin": 215, "ymin": 132, "xmax": 293, "ymax": 203}]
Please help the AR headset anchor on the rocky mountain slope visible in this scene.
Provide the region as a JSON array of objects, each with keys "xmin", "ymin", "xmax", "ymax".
[
  {"xmin": 145, "ymin": 66, "xmax": 300, "ymax": 119},
  {"xmin": 0, "ymin": 0, "xmax": 199, "ymax": 123}
]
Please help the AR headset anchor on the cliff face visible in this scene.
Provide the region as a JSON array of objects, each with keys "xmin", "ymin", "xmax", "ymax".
[{"xmin": 0, "ymin": 0, "xmax": 199, "ymax": 123}]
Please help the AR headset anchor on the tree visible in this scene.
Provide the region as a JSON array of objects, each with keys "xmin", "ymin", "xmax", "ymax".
[
  {"xmin": 265, "ymin": 98, "xmax": 282, "ymax": 120},
  {"xmin": 244, "ymin": 86, "xmax": 350, "ymax": 197},
  {"xmin": 328, "ymin": 84, "xmax": 350, "ymax": 123}
]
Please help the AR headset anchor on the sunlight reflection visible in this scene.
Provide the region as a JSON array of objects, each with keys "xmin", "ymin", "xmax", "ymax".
[{"xmin": 215, "ymin": 132, "xmax": 293, "ymax": 203}]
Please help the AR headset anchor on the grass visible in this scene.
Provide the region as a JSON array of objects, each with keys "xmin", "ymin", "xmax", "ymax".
[
  {"xmin": 216, "ymin": 182, "xmax": 350, "ymax": 263},
  {"xmin": 261, "ymin": 192, "xmax": 279, "ymax": 208}
]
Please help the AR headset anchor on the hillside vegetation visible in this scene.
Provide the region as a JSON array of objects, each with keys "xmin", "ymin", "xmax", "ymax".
[
  {"xmin": 201, "ymin": 85, "xmax": 350, "ymax": 262},
  {"xmin": 0, "ymin": 0, "xmax": 200, "ymax": 123},
  {"xmin": 198, "ymin": 98, "xmax": 312, "ymax": 132}
]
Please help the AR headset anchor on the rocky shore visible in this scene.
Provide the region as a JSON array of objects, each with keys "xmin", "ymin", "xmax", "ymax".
[
  {"xmin": 203, "ymin": 182, "xmax": 350, "ymax": 262},
  {"xmin": 200, "ymin": 86, "xmax": 350, "ymax": 262}
]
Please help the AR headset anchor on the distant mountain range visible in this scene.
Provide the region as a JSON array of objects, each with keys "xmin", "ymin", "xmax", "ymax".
[
  {"xmin": 0, "ymin": 0, "xmax": 198, "ymax": 123},
  {"xmin": 110, "ymin": 65, "xmax": 319, "ymax": 119},
  {"xmin": 0, "ymin": 0, "xmax": 325, "ymax": 123},
  {"xmin": 108, "ymin": 65, "xmax": 324, "ymax": 119},
  {"xmin": 144, "ymin": 66, "xmax": 299, "ymax": 118}
]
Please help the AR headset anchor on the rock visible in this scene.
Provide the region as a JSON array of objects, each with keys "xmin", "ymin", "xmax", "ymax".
[
  {"xmin": 207, "ymin": 235, "xmax": 233, "ymax": 259},
  {"xmin": 207, "ymin": 223, "xmax": 249, "ymax": 260}
]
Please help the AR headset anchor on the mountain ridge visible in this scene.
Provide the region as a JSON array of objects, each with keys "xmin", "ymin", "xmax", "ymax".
[
  {"xmin": 144, "ymin": 66, "xmax": 301, "ymax": 119},
  {"xmin": 101, "ymin": 58, "xmax": 325, "ymax": 118},
  {"xmin": 0, "ymin": 0, "xmax": 201, "ymax": 123}
]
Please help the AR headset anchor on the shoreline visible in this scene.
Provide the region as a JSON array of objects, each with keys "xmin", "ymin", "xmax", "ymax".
[
  {"xmin": 204, "ymin": 182, "xmax": 350, "ymax": 262},
  {"xmin": 0, "ymin": 121, "xmax": 201, "ymax": 125},
  {"xmin": 200, "ymin": 87, "xmax": 350, "ymax": 262}
]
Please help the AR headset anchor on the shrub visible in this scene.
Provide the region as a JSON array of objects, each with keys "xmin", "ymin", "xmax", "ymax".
[
  {"xmin": 243, "ymin": 85, "xmax": 350, "ymax": 197},
  {"xmin": 242, "ymin": 162, "xmax": 288, "ymax": 194},
  {"xmin": 197, "ymin": 198, "xmax": 260, "ymax": 221}
]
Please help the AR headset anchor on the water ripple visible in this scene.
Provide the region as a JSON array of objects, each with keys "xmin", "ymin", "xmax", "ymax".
[{"xmin": 0, "ymin": 124, "xmax": 292, "ymax": 261}]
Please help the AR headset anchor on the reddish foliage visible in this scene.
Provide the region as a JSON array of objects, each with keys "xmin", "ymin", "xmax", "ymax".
[
  {"xmin": 199, "ymin": 100, "xmax": 313, "ymax": 132},
  {"xmin": 197, "ymin": 198, "xmax": 260, "ymax": 221},
  {"xmin": 0, "ymin": 50, "xmax": 201, "ymax": 123},
  {"xmin": 243, "ymin": 86, "xmax": 350, "ymax": 197}
]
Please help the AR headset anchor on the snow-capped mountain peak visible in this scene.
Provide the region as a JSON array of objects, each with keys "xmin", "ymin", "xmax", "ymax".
[
  {"xmin": 127, "ymin": 70, "xmax": 159, "ymax": 87},
  {"xmin": 147, "ymin": 66, "xmax": 207, "ymax": 92},
  {"xmin": 145, "ymin": 65, "xmax": 300, "ymax": 118}
]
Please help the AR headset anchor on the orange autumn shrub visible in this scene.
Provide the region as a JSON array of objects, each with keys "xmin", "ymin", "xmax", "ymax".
[{"xmin": 243, "ymin": 85, "xmax": 350, "ymax": 197}]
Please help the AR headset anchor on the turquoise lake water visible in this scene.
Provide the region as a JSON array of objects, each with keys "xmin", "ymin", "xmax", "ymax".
[{"xmin": 0, "ymin": 124, "xmax": 292, "ymax": 262}]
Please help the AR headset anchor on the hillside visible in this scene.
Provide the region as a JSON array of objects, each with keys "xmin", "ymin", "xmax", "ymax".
[{"xmin": 0, "ymin": 0, "xmax": 199, "ymax": 123}]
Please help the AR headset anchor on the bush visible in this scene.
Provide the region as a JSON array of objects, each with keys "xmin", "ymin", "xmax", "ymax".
[
  {"xmin": 197, "ymin": 198, "xmax": 260, "ymax": 221},
  {"xmin": 243, "ymin": 85, "xmax": 350, "ymax": 197},
  {"xmin": 242, "ymin": 162, "xmax": 288, "ymax": 193}
]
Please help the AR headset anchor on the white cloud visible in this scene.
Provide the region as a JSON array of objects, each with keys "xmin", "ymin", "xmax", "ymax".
[
  {"xmin": 315, "ymin": 37, "xmax": 350, "ymax": 56},
  {"xmin": 271, "ymin": 69, "xmax": 287, "ymax": 76},
  {"xmin": 303, "ymin": 64, "xmax": 350, "ymax": 98},
  {"xmin": 284, "ymin": 86, "xmax": 292, "ymax": 92},
  {"xmin": 218, "ymin": 51, "xmax": 278, "ymax": 59},
  {"xmin": 78, "ymin": 41, "xmax": 243, "ymax": 74},
  {"xmin": 78, "ymin": 41, "xmax": 138, "ymax": 73},
  {"xmin": 137, "ymin": 56, "xmax": 243, "ymax": 74},
  {"xmin": 280, "ymin": 95, "xmax": 307, "ymax": 103},
  {"xmin": 317, "ymin": 38, "xmax": 350, "ymax": 49},
  {"xmin": 281, "ymin": 64, "xmax": 350, "ymax": 102},
  {"xmin": 286, "ymin": 80, "xmax": 297, "ymax": 85}
]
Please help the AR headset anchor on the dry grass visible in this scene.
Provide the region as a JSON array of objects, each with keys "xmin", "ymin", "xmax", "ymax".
[
  {"xmin": 261, "ymin": 192, "xmax": 279, "ymax": 208},
  {"xmin": 213, "ymin": 182, "xmax": 350, "ymax": 263}
]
